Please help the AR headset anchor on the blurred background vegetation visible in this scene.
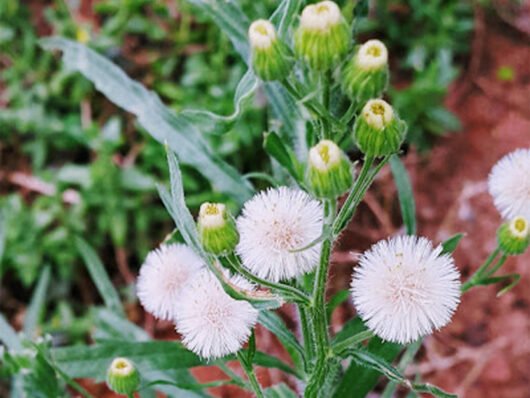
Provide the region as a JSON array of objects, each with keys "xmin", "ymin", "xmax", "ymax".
[{"xmin": 0, "ymin": 0, "xmax": 473, "ymax": 352}]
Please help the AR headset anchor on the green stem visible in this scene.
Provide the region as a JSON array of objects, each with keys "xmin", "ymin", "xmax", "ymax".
[
  {"xmin": 332, "ymin": 330, "xmax": 374, "ymax": 357},
  {"xmin": 218, "ymin": 362, "xmax": 249, "ymax": 389},
  {"xmin": 282, "ymin": 78, "xmax": 329, "ymax": 121},
  {"xmin": 237, "ymin": 351, "xmax": 264, "ymax": 398},
  {"xmin": 333, "ymin": 155, "xmax": 390, "ymax": 236},
  {"xmin": 298, "ymin": 304, "xmax": 315, "ymax": 373},
  {"xmin": 483, "ymin": 254, "xmax": 508, "ymax": 278},
  {"xmin": 305, "ymin": 200, "xmax": 336, "ymax": 397},
  {"xmin": 223, "ymin": 254, "xmax": 311, "ymax": 305},
  {"xmin": 340, "ymin": 101, "xmax": 358, "ymax": 125},
  {"xmin": 461, "ymin": 247, "xmax": 501, "ymax": 292}
]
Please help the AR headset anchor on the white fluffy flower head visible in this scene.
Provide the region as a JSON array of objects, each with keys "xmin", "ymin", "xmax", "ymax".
[
  {"xmin": 488, "ymin": 148, "xmax": 530, "ymax": 220},
  {"xmin": 362, "ymin": 99, "xmax": 394, "ymax": 130},
  {"xmin": 249, "ymin": 19, "xmax": 276, "ymax": 50},
  {"xmin": 137, "ymin": 244, "xmax": 204, "ymax": 320},
  {"xmin": 357, "ymin": 39, "xmax": 388, "ymax": 70},
  {"xmin": 309, "ymin": 139, "xmax": 342, "ymax": 172},
  {"xmin": 351, "ymin": 236, "xmax": 461, "ymax": 344},
  {"xmin": 300, "ymin": 1, "xmax": 342, "ymax": 32},
  {"xmin": 175, "ymin": 270, "xmax": 258, "ymax": 359},
  {"xmin": 237, "ymin": 187, "xmax": 324, "ymax": 282}
]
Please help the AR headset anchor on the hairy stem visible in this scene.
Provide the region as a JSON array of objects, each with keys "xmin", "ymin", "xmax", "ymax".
[
  {"xmin": 237, "ymin": 351, "xmax": 264, "ymax": 398},
  {"xmin": 305, "ymin": 200, "xmax": 336, "ymax": 397},
  {"xmin": 223, "ymin": 254, "xmax": 311, "ymax": 305},
  {"xmin": 333, "ymin": 155, "xmax": 391, "ymax": 236},
  {"xmin": 298, "ymin": 303, "xmax": 316, "ymax": 373}
]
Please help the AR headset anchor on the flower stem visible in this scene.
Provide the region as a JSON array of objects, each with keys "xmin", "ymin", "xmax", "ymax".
[
  {"xmin": 305, "ymin": 200, "xmax": 336, "ymax": 397},
  {"xmin": 333, "ymin": 155, "xmax": 390, "ymax": 236},
  {"xmin": 298, "ymin": 303, "xmax": 316, "ymax": 373},
  {"xmin": 223, "ymin": 254, "xmax": 311, "ymax": 305},
  {"xmin": 237, "ymin": 351, "xmax": 264, "ymax": 398},
  {"xmin": 461, "ymin": 247, "xmax": 501, "ymax": 292},
  {"xmin": 282, "ymin": 78, "xmax": 329, "ymax": 121}
]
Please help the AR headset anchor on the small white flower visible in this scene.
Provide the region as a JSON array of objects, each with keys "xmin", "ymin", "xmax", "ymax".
[
  {"xmin": 300, "ymin": 1, "xmax": 342, "ymax": 31},
  {"xmin": 357, "ymin": 39, "xmax": 388, "ymax": 70},
  {"xmin": 309, "ymin": 139, "xmax": 342, "ymax": 172},
  {"xmin": 198, "ymin": 202, "xmax": 227, "ymax": 229},
  {"xmin": 509, "ymin": 216, "xmax": 529, "ymax": 239},
  {"xmin": 236, "ymin": 187, "xmax": 324, "ymax": 282},
  {"xmin": 351, "ymin": 236, "xmax": 461, "ymax": 344},
  {"xmin": 136, "ymin": 244, "xmax": 204, "ymax": 320},
  {"xmin": 488, "ymin": 148, "xmax": 530, "ymax": 220},
  {"xmin": 175, "ymin": 270, "xmax": 258, "ymax": 359},
  {"xmin": 362, "ymin": 99, "xmax": 394, "ymax": 130},
  {"xmin": 248, "ymin": 20, "xmax": 276, "ymax": 50}
]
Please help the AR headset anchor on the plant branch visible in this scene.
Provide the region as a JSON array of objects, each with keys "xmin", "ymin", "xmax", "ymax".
[{"xmin": 237, "ymin": 351, "xmax": 264, "ymax": 398}]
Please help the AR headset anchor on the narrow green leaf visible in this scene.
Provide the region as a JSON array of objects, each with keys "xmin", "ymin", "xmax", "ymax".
[
  {"xmin": 249, "ymin": 351, "xmax": 301, "ymax": 379},
  {"xmin": 93, "ymin": 308, "xmax": 150, "ymax": 342},
  {"xmin": 23, "ymin": 266, "xmax": 51, "ymax": 337},
  {"xmin": 165, "ymin": 150, "xmax": 203, "ymax": 254},
  {"xmin": 332, "ymin": 317, "xmax": 366, "ymax": 345},
  {"xmin": 51, "ymin": 341, "xmax": 203, "ymax": 380},
  {"xmin": 270, "ymin": 0, "xmax": 303, "ymax": 38},
  {"xmin": 349, "ymin": 349, "xmax": 405, "ymax": 384},
  {"xmin": 412, "ymin": 383, "xmax": 457, "ymax": 398},
  {"xmin": 264, "ymin": 383, "xmax": 298, "ymax": 398},
  {"xmin": 40, "ymin": 37, "xmax": 253, "ymax": 204},
  {"xmin": 333, "ymin": 337, "xmax": 402, "ymax": 398},
  {"xmin": 186, "ymin": 0, "xmax": 250, "ymax": 62},
  {"xmin": 75, "ymin": 237, "xmax": 124, "ymax": 317},
  {"xmin": 479, "ymin": 273, "xmax": 521, "ymax": 296},
  {"xmin": 0, "ymin": 314, "xmax": 21, "ymax": 351},
  {"xmin": 258, "ymin": 311, "xmax": 304, "ymax": 372},
  {"xmin": 382, "ymin": 339, "xmax": 423, "ymax": 398},
  {"xmin": 390, "ymin": 155, "xmax": 416, "ymax": 235},
  {"xmin": 440, "ymin": 233, "xmax": 465, "ymax": 255},
  {"xmin": 263, "ymin": 131, "xmax": 302, "ymax": 182}
]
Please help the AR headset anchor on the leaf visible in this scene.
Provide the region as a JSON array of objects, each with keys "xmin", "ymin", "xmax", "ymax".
[
  {"xmin": 270, "ymin": 0, "xmax": 303, "ymax": 39},
  {"xmin": 186, "ymin": 0, "xmax": 250, "ymax": 62},
  {"xmin": 21, "ymin": 350, "xmax": 62, "ymax": 398},
  {"xmin": 51, "ymin": 341, "xmax": 203, "ymax": 381},
  {"xmin": 333, "ymin": 337, "xmax": 402, "ymax": 398},
  {"xmin": 23, "ymin": 266, "xmax": 51, "ymax": 338},
  {"xmin": 390, "ymin": 155, "xmax": 416, "ymax": 235},
  {"xmin": 412, "ymin": 383, "xmax": 457, "ymax": 398},
  {"xmin": 263, "ymin": 131, "xmax": 302, "ymax": 182},
  {"xmin": 479, "ymin": 273, "xmax": 521, "ymax": 296},
  {"xmin": 0, "ymin": 314, "xmax": 21, "ymax": 351},
  {"xmin": 248, "ymin": 351, "xmax": 300, "ymax": 379},
  {"xmin": 332, "ymin": 317, "xmax": 366, "ymax": 345},
  {"xmin": 441, "ymin": 233, "xmax": 465, "ymax": 255},
  {"xmin": 40, "ymin": 37, "xmax": 253, "ymax": 204},
  {"xmin": 264, "ymin": 383, "xmax": 298, "ymax": 398},
  {"xmin": 349, "ymin": 349, "xmax": 404, "ymax": 384},
  {"xmin": 75, "ymin": 237, "xmax": 124, "ymax": 317},
  {"xmin": 382, "ymin": 339, "xmax": 423, "ymax": 398},
  {"xmin": 164, "ymin": 150, "xmax": 203, "ymax": 255},
  {"xmin": 92, "ymin": 308, "xmax": 150, "ymax": 342},
  {"xmin": 258, "ymin": 311, "xmax": 304, "ymax": 372}
]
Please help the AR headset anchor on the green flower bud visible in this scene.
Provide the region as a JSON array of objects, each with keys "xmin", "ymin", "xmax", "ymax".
[
  {"xmin": 498, "ymin": 216, "xmax": 530, "ymax": 255},
  {"xmin": 294, "ymin": 1, "xmax": 350, "ymax": 71},
  {"xmin": 249, "ymin": 20, "xmax": 293, "ymax": 81},
  {"xmin": 353, "ymin": 99, "xmax": 407, "ymax": 157},
  {"xmin": 106, "ymin": 358, "xmax": 140, "ymax": 396},
  {"xmin": 198, "ymin": 202, "xmax": 239, "ymax": 255},
  {"xmin": 341, "ymin": 40, "xmax": 389, "ymax": 103},
  {"xmin": 308, "ymin": 140, "xmax": 353, "ymax": 199}
]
